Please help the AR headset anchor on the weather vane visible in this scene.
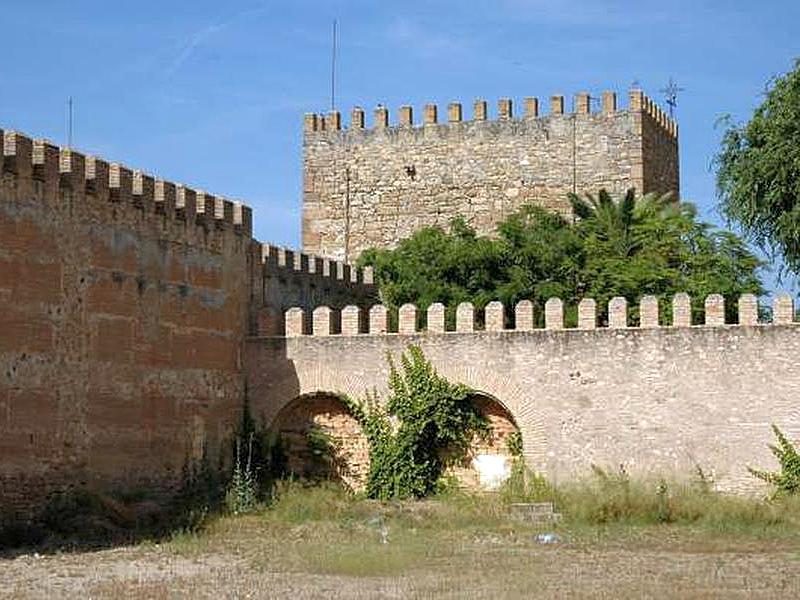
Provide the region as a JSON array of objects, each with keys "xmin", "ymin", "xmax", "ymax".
[{"xmin": 659, "ymin": 77, "xmax": 685, "ymax": 118}]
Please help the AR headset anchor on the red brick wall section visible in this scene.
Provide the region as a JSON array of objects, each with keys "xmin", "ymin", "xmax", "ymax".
[
  {"xmin": 269, "ymin": 392, "xmax": 518, "ymax": 492},
  {"xmin": 0, "ymin": 131, "xmax": 252, "ymax": 518},
  {"xmin": 271, "ymin": 394, "xmax": 370, "ymax": 491},
  {"xmin": 250, "ymin": 244, "xmax": 377, "ymax": 336}
]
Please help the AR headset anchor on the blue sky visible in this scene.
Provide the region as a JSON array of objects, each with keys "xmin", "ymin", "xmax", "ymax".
[{"xmin": 2, "ymin": 1, "xmax": 799, "ymax": 289}]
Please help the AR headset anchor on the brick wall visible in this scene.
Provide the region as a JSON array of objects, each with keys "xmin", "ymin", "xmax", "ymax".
[
  {"xmin": 267, "ymin": 391, "xmax": 519, "ymax": 492},
  {"xmin": 250, "ymin": 244, "xmax": 377, "ymax": 336},
  {"xmin": 270, "ymin": 393, "xmax": 370, "ymax": 490},
  {"xmin": 302, "ymin": 90, "xmax": 679, "ymax": 261},
  {"xmin": 0, "ymin": 132, "xmax": 252, "ymax": 518}
]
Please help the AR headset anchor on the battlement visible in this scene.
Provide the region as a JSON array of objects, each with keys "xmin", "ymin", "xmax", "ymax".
[
  {"xmin": 1, "ymin": 128, "xmax": 253, "ymax": 238},
  {"xmin": 303, "ymin": 89, "xmax": 677, "ymax": 140},
  {"xmin": 281, "ymin": 293, "xmax": 794, "ymax": 337},
  {"xmin": 302, "ymin": 87, "xmax": 680, "ymax": 261},
  {"xmin": 259, "ymin": 243, "xmax": 373, "ymax": 285}
]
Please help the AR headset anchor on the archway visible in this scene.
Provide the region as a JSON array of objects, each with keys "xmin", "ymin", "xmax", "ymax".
[
  {"xmin": 270, "ymin": 392, "xmax": 369, "ymax": 491},
  {"xmin": 446, "ymin": 394, "xmax": 521, "ymax": 490}
]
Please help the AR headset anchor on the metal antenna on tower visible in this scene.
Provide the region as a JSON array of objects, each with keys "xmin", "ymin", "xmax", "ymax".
[
  {"xmin": 659, "ymin": 77, "xmax": 685, "ymax": 118},
  {"xmin": 67, "ymin": 96, "xmax": 74, "ymax": 148},
  {"xmin": 330, "ymin": 19, "xmax": 337, "ymax": 112}
]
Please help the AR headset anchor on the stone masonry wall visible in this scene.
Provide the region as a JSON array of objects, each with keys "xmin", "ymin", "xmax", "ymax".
[
  {"xmin": 302, "ymin": 90, "xmax": 679, "ymax": 261},
  {"xmin": 0, "ymin": 130, "xmax": 253, "ymax": 518},
  {"xmin": 638, "ymin": 96, "xmax": 680, "ymax": 197},
  {"xmin": 247, "ymin": 294, "xmax": 799, "ymax": 494}
]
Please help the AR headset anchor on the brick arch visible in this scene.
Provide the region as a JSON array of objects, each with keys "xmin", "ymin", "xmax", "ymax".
[
  {"xmin": 259, "ymin": 360, "xmax": 548, "ymax": 473},
  {"xmin": 431, "ymin": 364, "xmax": 548, "ymax": 468},
  {"xmin": 444, "ymin": 392, "xmax": 523, "ymax": 490},
  {"xmin": 259, "ymin": 362, "xmax": 382, "ymax": 427},
  {"xmin": 470, "ymin": 393, "xmax": 520, "ymax": 447},
  {"xmin": 270, "ymin": 392, "xmax": 370, "ymax": 491}
]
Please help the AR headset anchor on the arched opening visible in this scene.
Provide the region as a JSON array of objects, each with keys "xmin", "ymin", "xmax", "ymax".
[
  {"xmin": 270, "ymin": 393, "xmax": 369, "ymax": 491},
  {"xmin": 446, "ymin": 394, "xmax": 521, "ymax": 490}
]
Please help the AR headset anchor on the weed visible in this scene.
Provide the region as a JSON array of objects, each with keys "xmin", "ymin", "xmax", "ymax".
[
  {"xmin": 749, "ymin": 424, "xmax": 800, "ymax": 496},
  {"xmin": 225, "ymin": 435, "xmax": 258, "ymax": 515}
]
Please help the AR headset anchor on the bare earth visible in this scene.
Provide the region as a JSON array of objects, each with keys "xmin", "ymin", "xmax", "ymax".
[{"xmin": 2, "ymin": 524, "xmax": 799, "ymax": 599}]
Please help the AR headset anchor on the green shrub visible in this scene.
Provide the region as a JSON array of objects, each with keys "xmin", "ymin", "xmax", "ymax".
[
  {"xmin": 344, "ymin": 345, "xmax": 488, "ymax": 500},
  {"xmin": 749, "ymin": 424, "xmax": 800, "ymax": 496},
  {"xmin": 544, "ymin": 465, "xmax": 799, "ymax": 534},
  {"xmin": 506, "ymin": 430, "xmax": 523, "ymax": 458}
]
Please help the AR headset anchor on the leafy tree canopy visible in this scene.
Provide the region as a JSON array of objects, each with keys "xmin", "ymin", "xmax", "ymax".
[
  {"xmin": 716, "ymin": 58, "xmax": 800, "ymax": 276},
  {"xmin": 358, "ymin": 190, "xmax": 764, "ymax": 325}
]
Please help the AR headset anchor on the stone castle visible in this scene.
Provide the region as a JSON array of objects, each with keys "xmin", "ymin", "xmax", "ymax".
[
  {"xmin": 302, "ymin": 89, "xmax": 679, "ymax": 261},
  {"xmin": 1, "ymin": 87, "xmax": 797, "ymax": 522}
]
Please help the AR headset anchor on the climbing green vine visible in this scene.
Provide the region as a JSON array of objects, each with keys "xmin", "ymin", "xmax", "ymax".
[
  {"xmin": 343, "ymin": 345, "xmax": 488, "ymax": 500},
  {"xmin": 749, "ymin": 424, "xmax": 800, "ymax": 497}
]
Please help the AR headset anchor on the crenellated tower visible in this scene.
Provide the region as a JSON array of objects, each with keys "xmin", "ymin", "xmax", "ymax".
[{"xmin": 302, "ymin": 89, "xmax": 679, "ymax": 261}]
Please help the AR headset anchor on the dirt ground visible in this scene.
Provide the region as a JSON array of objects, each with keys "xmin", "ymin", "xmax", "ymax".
[{"xmin": 2, "ymin": 521, "xmax": 799, "ymax": 599}]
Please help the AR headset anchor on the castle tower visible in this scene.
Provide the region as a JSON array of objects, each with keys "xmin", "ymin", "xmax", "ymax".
[{"xmin": 302, "ymin": 89, "xmax": 679, "ymax": 262}]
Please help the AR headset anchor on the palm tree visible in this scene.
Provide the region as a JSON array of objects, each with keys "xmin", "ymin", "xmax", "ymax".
[{"xmin": 568, "ymin": 188, "xmax": 672, "ymax": 257}]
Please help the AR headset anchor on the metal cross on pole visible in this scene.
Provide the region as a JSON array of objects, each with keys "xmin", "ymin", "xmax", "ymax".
[{"xmin": 659, "ymin": 77, "xmax": 685, "ymax": 118}]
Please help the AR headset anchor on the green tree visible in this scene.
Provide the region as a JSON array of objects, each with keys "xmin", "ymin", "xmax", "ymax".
[
  {"xmin": 495, "ymin": 205, "xmax": 585, "ymax": 310},
  {"xmin": 573, "ymin": 192, "xmax": 763, "ymax": 323},
  {"xmin": 359, "ymin": 190, "xmax": 764, "ymax": 325},
  {"xmin": 360, "ymin": 218, "xmax": 505, "ymax": 326},
  {"xmin": 569, "ymin": 188, "xmax": 641, "ymax": 258},
  {"xmin": 716, "ymin": 59, "xmax": 800, "ymax": 275}
]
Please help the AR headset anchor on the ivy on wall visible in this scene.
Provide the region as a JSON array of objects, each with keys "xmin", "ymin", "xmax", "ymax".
[{"xmin": 343, "ymin": 345, "xmax": 489, "ymax": 499}]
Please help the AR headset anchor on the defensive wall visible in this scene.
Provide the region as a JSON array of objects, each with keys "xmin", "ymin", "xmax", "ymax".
[
  {"xmin": 0, "ymin": 127, "xmax": 375, "ymax": 519},
  {"xmin": 252, "ymin": 243, "xmax": 376, "ymax": 336},
  {"xmin": 302, "ymin": 89, "xmax": 679, "ymax": 261},
  {"xmin": 247, "ymin": 294, "xmax": 800, "ymax": 494}
]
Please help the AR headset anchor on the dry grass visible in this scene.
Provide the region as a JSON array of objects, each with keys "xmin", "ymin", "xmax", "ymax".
[{"xmin": 2, "ymin": 480, "xmax": 800, "ymax": 598}]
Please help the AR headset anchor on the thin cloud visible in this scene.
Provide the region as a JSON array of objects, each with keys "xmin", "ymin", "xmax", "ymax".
[
  {"xmin": 165, "ymin": 23, "xmax": 225, "ymax": 77},
  {"xmin": 163, "ymin": 5, "xmax": 270, "ymax": 78}
]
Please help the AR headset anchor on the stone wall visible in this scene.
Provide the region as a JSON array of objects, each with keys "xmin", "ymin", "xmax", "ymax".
[
  {"xmin": 302, "ymin": 90, "xmax": 679, "ymax": 261},
  {"xmin": 246, "ymin": 294, "xmax": 799, "ymax": 494},
  {"xmin": 637, "ymin": 95, "xmax": 680, "ymax": 197}
]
